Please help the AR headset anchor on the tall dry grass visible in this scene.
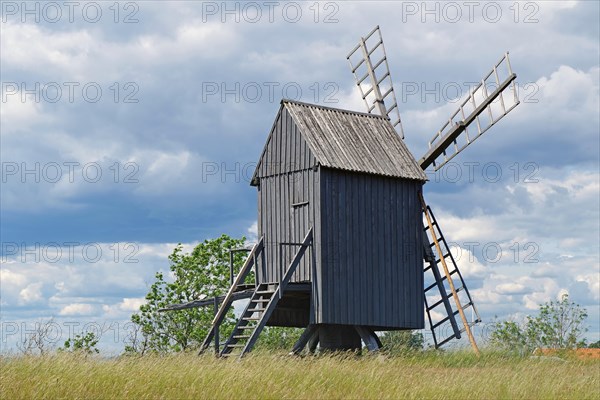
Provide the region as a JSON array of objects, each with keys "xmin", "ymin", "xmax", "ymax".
[{"xmin": 1, "ymin": 350, "xmax": 598, "ymax": 399}]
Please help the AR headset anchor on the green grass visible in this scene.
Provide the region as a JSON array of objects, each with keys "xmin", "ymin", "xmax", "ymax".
[{"xmin": 1, "ymin": 351, "xmax": 599, "ymax": 399}]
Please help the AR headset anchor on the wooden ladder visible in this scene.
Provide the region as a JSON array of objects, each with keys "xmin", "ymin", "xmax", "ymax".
[{"xmin": 420, "ymin": 193, "xmax": 481, "ymax": 354}]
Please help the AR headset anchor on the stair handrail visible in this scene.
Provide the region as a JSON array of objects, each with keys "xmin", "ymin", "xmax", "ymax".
[
  {"xmin": 279, "ymin": 228, "xmax": 313, "ymax": 296},
  {"xmin": 211, "ymin": 236, "xmax": 263, "ymax": 326},
  {"xmin": 199, "ymin": 236, "xmax": 264, "ymax": 354}
]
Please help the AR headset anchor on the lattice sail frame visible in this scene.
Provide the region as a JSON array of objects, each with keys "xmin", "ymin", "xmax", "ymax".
[
  {"xmin": 419, "ymin": 52, "xmax": 520, "ymax": 171},
  {"xmin": 347, "ymin": 25, "xmax": 404, "ymax": 138}
]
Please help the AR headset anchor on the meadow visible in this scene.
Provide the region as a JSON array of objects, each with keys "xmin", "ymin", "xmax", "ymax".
[{"xmin": 2, "ymin": 350, "xmax": 599, "ymax": 399}]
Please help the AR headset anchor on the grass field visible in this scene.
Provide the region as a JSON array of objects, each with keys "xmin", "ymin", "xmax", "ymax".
[{"xmin": 2, "ymin": 351, "xmax": 599, "ymax": 399}]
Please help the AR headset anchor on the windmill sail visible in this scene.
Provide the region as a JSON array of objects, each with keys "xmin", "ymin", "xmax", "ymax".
[
  {"xmin": 347, "ymin": 25, "xmax": 404, "ymax": 138},
  {"xmin": 419, "ymin": 52, "xmax": 519, "ymax": 171}
]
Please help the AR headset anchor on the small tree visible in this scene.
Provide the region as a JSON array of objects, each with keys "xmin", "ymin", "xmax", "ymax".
[
  {"xmin": 128, "ymin": 235, "xmax": 246, "ymax": 353},
  {"xmin": 488, "ymin": 320, "xmax": 528, "ymax": 353},
  {"xmin": 588, "ymin": 340, "xmax": 600, "ymax": 348},
  {"xmin": 16, "ymin": 319, "xmax": 58, "ymax": 356},
  {"xmin": 525, "ymin": 294, "xmax": 588, "ymax": 349},
  {"xmin": 490, "ymin": 294, "xmax": 588, "ymax": 352},
  {"xmin": 123, "ymin": 322, "xmax": 150, "ymax": 355},
  {"xmin": 380, "ymin": 330, "xmax": 424, "ymax": 354},
  {"xmin": 61, "ymin": 332, "xmax": 99, "ymax": 355}
]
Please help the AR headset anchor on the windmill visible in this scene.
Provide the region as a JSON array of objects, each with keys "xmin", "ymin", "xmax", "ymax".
[{"xmin": 161, "ymin": 25, "xmax": 519, "ymax": 357}]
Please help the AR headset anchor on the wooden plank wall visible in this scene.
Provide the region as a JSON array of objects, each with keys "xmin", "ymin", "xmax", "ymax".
[
  {"xmin": 256, "ymin": 108, "xmax": 320, "ymax": 285},
  {"xmin": 317, "ymin": 169, "xmax": 424, "ymax": 329}
]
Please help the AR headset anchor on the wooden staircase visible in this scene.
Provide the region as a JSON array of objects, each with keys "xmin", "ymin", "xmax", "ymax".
[
  {"xmin": 220, "ymin": 282, "xmax": 278, "ymax": 356},
  {"xmin": 197, "ymin": 237, "xmax": 264, "ymax": 355},
  {"xmin": 201, "ymin": 228, "xmax": 313, "ymax": 359}
]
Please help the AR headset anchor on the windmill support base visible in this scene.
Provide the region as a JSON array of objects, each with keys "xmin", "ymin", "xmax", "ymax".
[{"xmin": 291, "ymin": 324, "xmax": 381, "ymax": 354}]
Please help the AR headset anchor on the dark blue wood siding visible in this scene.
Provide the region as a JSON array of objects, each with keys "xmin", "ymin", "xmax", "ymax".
[
  {"xmin": 256, "ymin": 107, "xmax": 320, "ymax": 286},
  {"xmin": 317, "ymin": 168, "xmax": 424, "ymax": 329}
]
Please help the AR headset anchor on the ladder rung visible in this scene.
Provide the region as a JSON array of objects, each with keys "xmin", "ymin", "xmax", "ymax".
[
  {"xmin": 255, "ymin": 290, "xmax": 274, "ymax": 295},
  {"xmin": 431, "ymin": 314, "xmax": 455, "ymax": 330},
  {"xmin": 457, "ymin": 317, "xmax": 481, "ymax": 334},
  {"xmin": 434, "ymin": 254, "xmax": 451, "ymax": 264},
  {"xmin": 357, "ymin": 71, "xmax": 369, "ymax": 85},
  {"xmin": 382, "ymin": 86, "xmax": 394, "ymax": 99},
  {"xmin": 437, "ymin": 333, "xmax": 460, "ymax": 348},
  {"xmin": 226, "ymin": 344, "xmax": 245, "ymax": 348},
  {"xmin": 386, "ymin": 102, "xmax": 398, "ymax": 114},
  {"xmin": 233, "ymin": 335, "xmax": 250, "ymax": 339},
  {"xmin": 424, "ymin": 270, "xmax": 458, "ymax": 292},
  {"xmin": 377, "ymin": 71, "xmax": 390, "ymax": 85},
  {"xmin": 372, "ymin": 57, "xmax": 385, "ymax": 71},
  {"xmin": 426, "ymin": 287, "xmax": 464, "ymax": 311},
  {"xmin": 247, "ymin": 308, "xmax": 264, "ymax": 312},
  {"xmin": 252, "ymin": 299, "xmax": 270, "ymax": 303},
  {"xmin": 429, "ymin": 239, "xmax": 444, "ymax": 247},
  {"xmin": 431, "ymin": 308, "xmax": 463, "ymax": 329},
  {"xmin": 431, "ymin": 302, "xmax": 476, "ymax": 330},
  {"xmin": 350, "ymin": 58, "xmax": 365, "ymax": 73},
  {"xmin": 243, "ymin": 317, "xmax": 260, "ymax": 321},
  {"xmin": 367, "ymin": 39, "xmax": 383, "ymax": 56},
  {"xmin": 238, "ymin": 326, "xmax": 255, "ymax": 330},
  {"xmin": 423, "ymin": 220, "xmax": 438, "ymax": 229},
  {"xmin": 427, "ymin": 296, "xmax": 449, "ymax": 311}
]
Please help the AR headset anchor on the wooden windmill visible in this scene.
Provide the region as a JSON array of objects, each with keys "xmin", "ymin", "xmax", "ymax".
[{"xmin": 162, "ymin": 26, "xmax": 519, "ymax": 357}]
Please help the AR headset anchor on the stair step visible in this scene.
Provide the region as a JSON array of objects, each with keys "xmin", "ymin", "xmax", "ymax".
[{"xmin": 255, "ymin": 290, "xmax": 275, "ymax": 295}]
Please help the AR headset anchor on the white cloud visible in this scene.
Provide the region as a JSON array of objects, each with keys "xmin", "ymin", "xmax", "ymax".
[
  {"xmin": 0, "ymin": 268, "xmax": 27, "ymax": 287},
  {"xmin": 575, "ymin": 273, "xmax": 600, "ymax": 301},
  {"xmin": 18, "ymin": 282, "xmax": 44, "ymax": 304},
  {"xmin": 1, "ymin": 20, "xmax": 239, "ymax": 81},
  {"xmin": 246, "ymin": 221, "xmax": 258, "ymax": 243},
  {"xmin": 451, "ymin": 245, "xmax": 486, "ymax": 279},
  {"xmin": 0, "ymin": 89, "xmax": 51, "ymax": 133},
  {"xmin": 101, "ymin": 297, "xmax": 146, "ymax": 318},
  {"xmin": 119, "ymin": 297, "xmax": 145, "ymax": 312},
  {"xmin": 59, "ymin": 303, "xmax": 96, "ymax": 316},
  {"xmin": 495, "ymin": 283, "xmax": 528, "ymax": 295}
]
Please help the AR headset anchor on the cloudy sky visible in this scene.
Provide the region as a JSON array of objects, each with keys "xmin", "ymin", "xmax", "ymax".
[{"xmin": 1, "ymin": 1, "xmax": 599, "ymax": 353}]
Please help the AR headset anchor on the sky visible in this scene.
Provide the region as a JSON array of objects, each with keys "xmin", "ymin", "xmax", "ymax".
[{"xmin": 1, "ymin": 1, "xmax": 599, "ymax": 353}]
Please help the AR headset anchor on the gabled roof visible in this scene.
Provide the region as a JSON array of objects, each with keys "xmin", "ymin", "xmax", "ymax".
[{"xmin": 253, "ymin": 100, "xmax": 427, "ymax": 182}]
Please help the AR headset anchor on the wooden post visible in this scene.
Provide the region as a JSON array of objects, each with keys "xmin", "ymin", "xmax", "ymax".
[
  {"xmin": 229, "ymin": 251, "xmax": 234, "ymax": 286},
  {"xmin": 214, "ymin": 296, "xmax": 219, "ymax": 356},
  {"xmin": 419, "ymin": 192, "xmax": 480, "ymax": 356}
]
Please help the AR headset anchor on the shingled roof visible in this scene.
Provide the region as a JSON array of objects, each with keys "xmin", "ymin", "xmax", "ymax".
[{"xmin": 253, "ymin": 100, "xmax": 427, "ymax": 182}]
